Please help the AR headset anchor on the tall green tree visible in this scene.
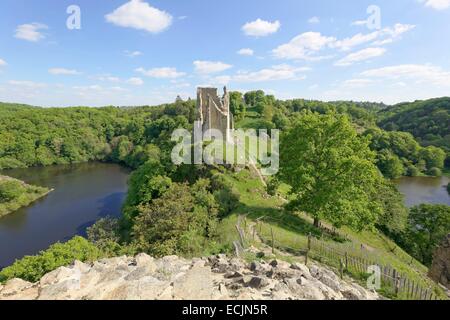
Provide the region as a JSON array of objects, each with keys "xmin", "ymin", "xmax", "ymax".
[{"xmin": 279, "ymin": 112, "xmax": 383, "ymax": 230}]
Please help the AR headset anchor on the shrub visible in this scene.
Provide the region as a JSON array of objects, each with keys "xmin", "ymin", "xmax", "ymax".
[
  {"xmin": 0, "ymin": 180, "xmax": 25, "ymax": 203},
  {"xmin": 428, "ymin": 167, "xmax": 442, "ymax": 177},
  {"xmin": 0, "ymin": 236, "xmax": 104, "ymax": 283},
  {"xmin": 406, "ymin": 165, "xmax": 420, "ymax": 177},
  {"xmin": 0, "ymin": 157, "xmax": 25, "ymax": 170}
]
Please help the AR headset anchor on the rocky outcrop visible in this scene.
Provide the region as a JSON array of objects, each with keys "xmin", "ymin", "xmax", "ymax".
[
  {"xmin": 0, "ymin": 254, "xmax": 379, "ymax": 300},
  {"xmin": 429, "ymin": 234, "xmax": 450, "ymax": 290}
]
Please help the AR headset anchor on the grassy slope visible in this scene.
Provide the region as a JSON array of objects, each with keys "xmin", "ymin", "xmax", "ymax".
[
  {"xmin": 0, "ymin": 176, "xmax": 51, "ymax": 218},
  {"xmin": 215, "ymin": 168, "xmax": 446, "ymax": 299}
]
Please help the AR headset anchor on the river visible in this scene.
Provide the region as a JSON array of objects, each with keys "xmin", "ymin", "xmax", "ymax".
[
  {"xmin": 0, "ymin": 162, "xmax": 130, "ymax": 268},
  {"xmin": 394, "ymin": 176, "xmax": 450, "ymax": 207}
]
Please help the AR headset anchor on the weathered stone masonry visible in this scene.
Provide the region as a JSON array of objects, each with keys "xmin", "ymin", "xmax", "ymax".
[{"xmin": 197, "ymin": 87, "xmax": 234, "ymax": 143}]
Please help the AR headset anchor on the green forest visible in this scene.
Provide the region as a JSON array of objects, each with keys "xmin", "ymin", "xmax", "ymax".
[{"xmin": 0, "ymin": 95, "xmax": 449, "ymax": 299}]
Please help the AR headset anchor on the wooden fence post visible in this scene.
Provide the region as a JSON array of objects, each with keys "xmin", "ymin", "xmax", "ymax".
[
  {"xmin": 344, "ymin": 252, "xmax": 348, "ymax": 271},
  {"xmin": 394, "ymin": 274, "xmax": 400, "ymax": 296},
  {"xmin": 271, "ymin": 227, "xmax": 275, "ymax": 254},
  {"xmin": 339, "ymin": 259, "xmax": 344, "ymax": 279}
]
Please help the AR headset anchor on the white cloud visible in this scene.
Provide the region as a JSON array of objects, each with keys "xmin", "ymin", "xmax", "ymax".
[
  {"xmin": 213, "ymin": 65, "xmax": 309, "ymax": 84},
  {"xmin": 48, "ymin": 68, "xmax": 82, "ymax": 75},
  {"xmin": 233, "ymin": 65, "xmax": 308, "ymax": 82},
  {"xmin": 8, "ymin": 80, "xmax": 47, "ymax": 88},
  {"xmin": 126, "ymin": 77, "xmax": 144, "ymax": 85},
  {"xmin": 420, "ymin": 0, "xmax": 450, "ymax": 10},
  {"xmin": 125, "ymin": 50, "xmax": 143, "ymax": 57},
  {"xmin": 332, "ymin": 31, "xmax": 380, "ymax": 51},
  {"xmin": 14, "ymin": 23, "xmax": 48, "ymax": 42},
  {"xmin": 135, "ymin": 67, "xmax": 185, "ymax": 78},
  {"xmin": 105, "ymin": 0, "xmax": 172, "ymax": 33},
  {"xmin": 95, "ymin": 75, "xmax": 120, "ymax": 82},
  {"xmin": 361, "ymin": 64, "xmax": 450, "ymax": 86},
  {"xmin": 273, "ymin": 23, "xmax": 414, "ymax": 59},
  {"xmin": 308, "ymin": 16, "xmax": 320, "ymax": 24},
  {"xmin": 335, "ymin": 47, "xmax": 386, "ymax": 66},
  {"xmin": 193, "ymin": 60, "xmax": 232, "ymax": 74},
  {"xmin": 242, "ymin": 19, "xmax": 280, "ymax": 37},
  {"xmin": 272, "ymin": 32, "xmax": 336, "ymax": 60},
  {"xmin": 237, "ymin": 48, "xmax": 254, "ymax": 56},
  {"xmin": 0, "ymin": 59, "xmax": 6, "ymax": 66},
  {"xmin": 334, "ymin": 23, "xmax": 415, "ymax": 50}
]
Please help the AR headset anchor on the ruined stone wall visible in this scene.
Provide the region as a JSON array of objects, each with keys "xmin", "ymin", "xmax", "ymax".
[{"xmin": 197, "ymin": 87, "xmax": 233, "ymax": 142}]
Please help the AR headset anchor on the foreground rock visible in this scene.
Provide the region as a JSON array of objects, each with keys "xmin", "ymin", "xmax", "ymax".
[{"xmin": 0, "ymin": 254, "xmax": 379, "ymax": 300}]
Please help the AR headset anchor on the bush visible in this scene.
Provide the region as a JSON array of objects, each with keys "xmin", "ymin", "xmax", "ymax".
[
  {"xmin": 132, "ymin": 182, "xmax": 219, "ymax": 257},
  {"xmin": 0, "ymin": 157, "xmax": 25, "ymax": 170},
  {"xmin": 0, "ymin": 180, "xmax": 25, "ymax": 203},
  {"xmin": 0, "ymin": 236, "xmax": 104, "ymax": 283},
  {"xmin": 406, "ymin": 165, "xmax": 420, "ymax": 177},
  {"xmin": 427, "ymin": 167, "xmax": 442, "ymax": 177}
]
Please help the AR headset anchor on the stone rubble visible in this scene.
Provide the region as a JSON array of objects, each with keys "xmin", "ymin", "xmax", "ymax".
[{"xmin": 0, "ymin": 253, "xmax": 379, "ymax": 300}]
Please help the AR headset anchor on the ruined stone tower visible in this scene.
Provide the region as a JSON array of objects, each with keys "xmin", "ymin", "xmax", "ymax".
[{"xmin": 197, "ymin": 87, "xmax": 234, "ymax": 142}]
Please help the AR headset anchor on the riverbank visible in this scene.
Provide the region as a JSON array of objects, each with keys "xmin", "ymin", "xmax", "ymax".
[{"xmin": 0, "ymin": 175, "xmax": 51, "ymax": 218}]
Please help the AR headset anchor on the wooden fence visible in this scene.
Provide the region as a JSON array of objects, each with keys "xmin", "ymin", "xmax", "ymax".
[{"xmin": 248, "ymin": 216, "xmax": 444, "ymax": 300}]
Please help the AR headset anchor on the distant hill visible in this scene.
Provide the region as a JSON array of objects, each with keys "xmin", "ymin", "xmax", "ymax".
[{"xmin": 377, "ymin": 97, "xmax": 450, "ymax": 164}]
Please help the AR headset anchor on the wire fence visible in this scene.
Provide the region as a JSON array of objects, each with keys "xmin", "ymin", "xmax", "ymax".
[{"xmin": 236, "ymin": 215, "xmax": 445, "ymax": 300}]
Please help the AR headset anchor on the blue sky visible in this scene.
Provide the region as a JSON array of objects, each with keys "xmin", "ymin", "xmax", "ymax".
[{"xmin": 0, "ymin": 0, "xmax": 449, "ymax": 107}]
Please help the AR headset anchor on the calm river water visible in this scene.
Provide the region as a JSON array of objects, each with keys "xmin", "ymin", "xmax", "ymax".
[
  {"xmin": 0, "ymin": 162, "xmax": 130, "ymax": 268},
  {"xmin": 394, "ymin": 176, "xmax": 450, "ymax": 207}
]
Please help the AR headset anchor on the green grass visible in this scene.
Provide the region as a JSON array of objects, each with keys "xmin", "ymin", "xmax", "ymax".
[
  {"xmin": 0, "ymin": 176, "xmax": 51, "ymax": 218},
  {"xmin": 214, "ymin": 168, "xmax": 447, "ymax": 300}
]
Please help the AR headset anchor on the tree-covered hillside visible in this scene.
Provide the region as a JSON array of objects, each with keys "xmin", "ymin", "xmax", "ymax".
[{"xmin": 377, "ymin": 97, "xmax": 450, "ymax": 166}]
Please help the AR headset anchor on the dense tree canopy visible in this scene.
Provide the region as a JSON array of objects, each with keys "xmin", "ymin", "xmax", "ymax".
[
  {"xmin": 378, "ymin": 97, "xmax": 450, "ymax": 166},
  {"xmin": 279, "ymin": 112, "xmax": 383, "ymax": 231}
]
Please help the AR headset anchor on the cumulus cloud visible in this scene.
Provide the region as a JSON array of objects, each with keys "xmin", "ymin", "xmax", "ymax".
[
  {"xmin": 0, "ymin": 59, "xmax": 6, "ymax": 66},
  {"xmin": 273, "ymin": 23, "xmax": 414, "ymax": 60},
  {"xmin": 193, "ymin": 60, "xmax": 232, "ymax": 74},
  {"xmin": 14, "ymin": 23, "xmax": 48, "ymax": 42},
  {"xmin": 272, "ymin": 32, "xmax": 336, "ymax": 60},
  {"xmin": 242, "ymin": 19, "xmax": 280, "ymax": 37},
  {"xmin": 135, "ymin": 67, "xmax": 185, "ymax": 78},
  {"xmin": 420, "ymin": 0, "xmax": 450, "ymax": 10},
  {"xmin": 237, "ymin": 48, "xmax": 254, "ymax": 56},
  {"xmin": 48, "ymin": 68, "xmax": 82, "ymax": 75},
  {"xmin": 126, "ymin": 77, "xmax": 144, "ymax": 85},
  {"xmin": 334, "ymin": 47, "xmax": 386, "ymax": 66},
  {"xmin": 105, "ymin": 0, "xmax": 172, "ymax": 33},
  {"xmin": 361, "ymin": 64, "xmax": 450, "ymax": 86}
]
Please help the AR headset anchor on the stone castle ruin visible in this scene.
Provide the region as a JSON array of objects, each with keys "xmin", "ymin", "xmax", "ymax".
[{"xmin": 197, "ymin": 87, "xmax": 234, "ymax": 143}]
